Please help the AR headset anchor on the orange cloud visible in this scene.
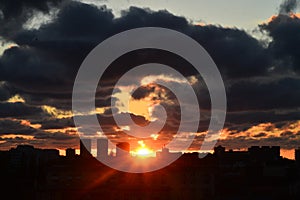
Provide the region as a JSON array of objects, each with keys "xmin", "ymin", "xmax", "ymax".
[
  {"xmin": 265, "ymin": 13, "xmax": 300, "ymax": 23},
  {"xmin": 20, "ymin": 120, "xmax": 41, "ymax": 129}
]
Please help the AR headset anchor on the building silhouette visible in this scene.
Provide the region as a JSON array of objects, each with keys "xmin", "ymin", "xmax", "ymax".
[
  {"xmin": 80, "ymin": 139, "xmax": 92, "ymax": 158},
  {"xmin": 214, "ymin": 145, "xmax": 226, "ymax": 156},
  {"xmin": 1, "ymin": 143, "xmax": 300, "ymax": 199},
  {"xmin": 248, "ymin": 146, "xmax": 280, "ymax": 161},
  {"xmin": 66, "ymin": 148, "xmax": 76, "ymax": 158},
  {"xmin": 295, "ymin": 147, "xmax": 300, "ymax": 164},
  {"xmin": 156, "ymin": 146, "xmax": 182, "ymax": 160},
  {"xmin": 41, "ymin": 149, "xmax": 60, "ymax": 161},
  {"xmin": 97, "ymin": 138, "xmax": 108, "ymax": 160}
]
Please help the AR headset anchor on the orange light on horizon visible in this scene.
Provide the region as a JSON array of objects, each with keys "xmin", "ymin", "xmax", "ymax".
[
  {"xmin": 136, "ymin": 147, "xmax": 153, "ymax": 157},
  {"xmin": 134, "ymin": 140, "xmax": 154, "ymax": 158}
]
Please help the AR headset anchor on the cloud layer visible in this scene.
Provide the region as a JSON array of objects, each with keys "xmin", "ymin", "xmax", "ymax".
[{"xmin": 0, "ymin": 0, "xmax": 300, "ymax": 152}]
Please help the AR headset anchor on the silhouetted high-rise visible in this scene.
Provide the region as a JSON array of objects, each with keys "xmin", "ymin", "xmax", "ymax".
[
  {"xmin": 66, "ymin": 148, "xmax": 76, "ymax": 158},
  {"xmin": 80, "ymin": 139, "xmax": 92, "ymax": 158},
  {"xmin": 97, "ymin": 138, "xmax": 108, "ymax": 160},
  {"xmin": 214, "ymin": 145, "xmax": 226, "ymax": 156},
  {"xmin": 295, "ymin": 148, "xmax": 300, "ymax": 164}
]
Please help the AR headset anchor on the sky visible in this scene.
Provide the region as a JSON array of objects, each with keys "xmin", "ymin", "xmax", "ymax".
[
  {"xmin": 81, "ymin": 0, "xmax": 283, "ymax": 29},
  {"xmin": 1, "ymin": 0, "xmax": 300, "ymax": 159}
]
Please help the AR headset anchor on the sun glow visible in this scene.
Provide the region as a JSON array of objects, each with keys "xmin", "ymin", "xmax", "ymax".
[
  {"xmin": 135, "ymin": 140, "xmax": 154, "ymax": 157},
  {"xmin": 136, "ymin": 147, "xmax": 153, "ymax": 156}
]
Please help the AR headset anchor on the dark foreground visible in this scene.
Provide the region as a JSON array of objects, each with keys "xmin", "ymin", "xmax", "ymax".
[{"xmin": 1, "ymin": 145, "xmax": 300, "ymax": 200}]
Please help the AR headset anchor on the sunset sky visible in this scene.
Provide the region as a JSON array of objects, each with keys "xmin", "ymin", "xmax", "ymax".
[{"xmin": 1, "ymin": 0, "xmax": 300, "ymax": 159}]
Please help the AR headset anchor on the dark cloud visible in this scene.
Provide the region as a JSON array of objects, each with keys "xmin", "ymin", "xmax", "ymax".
[
  {"xmin": 280, "ymin": 131, "xmax": 293, "ymax": 136},
  {"xmin": 218, "ymin": 133, "xmax": 300, "ymax": 150},
  {"xmin": 188, "ymin": 26, "xmax": 271, "ymax": 79},
  {"xmin": 0, "ymin": 0, "xmax": 63, "ymax": 19},
  {"xmin": 102, "ymin": 107, "xmax": 119, "ymax": 116},
  {"xmin": 39, "ymin": 117, "xmax": 75, "ymax": 129},
  {"xmin": 0, "ymin": 119, "xmax": 35, "ymax": 135},
  {"xmin": 99, "ymin": 112, "xmax": 149, "ymax": 127},
  {"xmin": 227, "ymin": 77, "xmax": 300, "ymax": 111},
  {"xmin": 34, "ymin": 131, "xmax": 77, "ymax": 140},
  {"xmin": 0, "ymin": 46, "xmax": 67, "ymax": 86},
  {"xmin": 260, "ymin": 14, "xmax": 300, "ymax": 73},
  {"xmin": 0, "ymin": 132, "xmax": 79, "ymax": 150},
  {"xmin": 0, "ymin": 137, "xmax": 30, "ymax": 148},
  {"xmin": 0, "ymin": 0, "xmax": 65, "ymax": 39},
  {"xmin": 0, "ymin": 82, "xmax": 14, "ymax": 101},
  {"xmin": 0, "ymin": 1, "xmax": 272, "ymax": 113},
  {"xmin": 0, "ymin": 102, "xmax": 47, "ymax": 118},
  {"xmin": 73, "ymin": 112, "xmax": 150, "ymax": 131},
  {"xmin": 131, "ymin": 85, "xmax": 156, "ymax": 100},
  {"xmin": 279, "ymin": 0, "xmax": 299, "ymax": 14},
  {"xmin": 0, "ymin": 2, "xmax": 118, "ymax": 110},
  {"xmin": 110, "ymin": 7, "xmax": 190, "ymax": 36},
  {"xmin": 0, "ymin": 117, "xmax": 78, "ymax": 149},
  {"xmin": 225, "ymin": 110, "xmax": 300, "ymax": 131}
]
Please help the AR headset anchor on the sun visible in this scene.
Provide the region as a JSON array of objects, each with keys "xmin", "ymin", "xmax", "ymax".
[
  {"xmin": 134, "ymin": 140, "xmax": 154, "ymax": 158},
  {"xmin": 136, "ymin": 147, "xmax": 153, "ymax": 157}
]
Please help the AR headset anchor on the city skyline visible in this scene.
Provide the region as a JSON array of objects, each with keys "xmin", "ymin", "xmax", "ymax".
[
  {"xmin": 2, "ymin": 139, "xmax": 300, "ymax": 199},
  {"xmin": 2, "ymin": 138, "xmax": 299, "ymax": 161},
  {"xmin": 1, "ymin": 141, "xmax": 296, "ymax": 161}
]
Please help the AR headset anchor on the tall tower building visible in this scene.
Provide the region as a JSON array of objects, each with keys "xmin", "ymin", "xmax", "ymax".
[
  {"xmin": 66, "ymin": 148, "xmax": 76, "ymax": 158},
  {"xmin": 97, "ymin": 138, "xmax": 108, "ymax": 160},
  {"xmin": 80, "ymin": 139, "xmax": 92, "ymax": 158},
  {"xmin": 295, "ymin": 148, "xmax": 300, "ymax": 164}
]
